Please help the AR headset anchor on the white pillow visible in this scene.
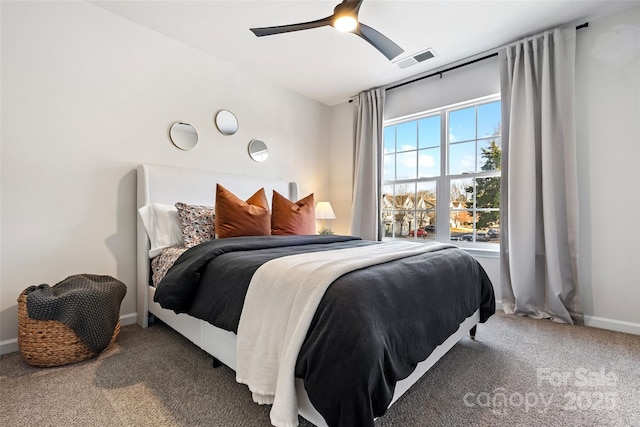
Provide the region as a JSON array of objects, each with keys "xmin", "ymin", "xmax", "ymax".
[{"xmin": 138, "ymin": 203, "xmax": 184, "ymax": 258}]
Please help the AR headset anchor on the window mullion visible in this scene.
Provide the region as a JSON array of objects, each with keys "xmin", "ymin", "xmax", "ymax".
[{"xmin": 438, "ymin": 108, "xmax": 449, "ymax": 240}]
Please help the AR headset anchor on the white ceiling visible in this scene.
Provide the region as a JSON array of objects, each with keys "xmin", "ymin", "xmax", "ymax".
[{"xmin": 91, "ymin": 0, "xmax": 635, "ymax": 106}]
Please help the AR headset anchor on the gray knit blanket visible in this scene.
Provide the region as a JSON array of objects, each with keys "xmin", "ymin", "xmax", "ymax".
[{"xmin": 25, "ymin": 274, "xmax": 127, "ymax": 353}]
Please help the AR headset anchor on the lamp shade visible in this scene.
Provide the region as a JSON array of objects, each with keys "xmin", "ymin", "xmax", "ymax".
[{"xmin": 315, "ymin": 202, "xmax": 336, "ymax": 220}]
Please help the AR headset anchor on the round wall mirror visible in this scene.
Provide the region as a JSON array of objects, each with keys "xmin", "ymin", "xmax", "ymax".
[
  {"xmin": 215, "ymin": 110, "xmax": 239, "ymax": 135},
  {"xmin": 248, "ymin": 139, "xmax": 268, "ymax": 162},
  {"xmin": 169, "ymin": 122, "xmax": 198, "ymax": 150}
]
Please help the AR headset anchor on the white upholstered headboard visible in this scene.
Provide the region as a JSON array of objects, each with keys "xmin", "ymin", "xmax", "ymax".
[{"xmin": 136, "ymin": 164, "xmax": 299, "ymax": 326}]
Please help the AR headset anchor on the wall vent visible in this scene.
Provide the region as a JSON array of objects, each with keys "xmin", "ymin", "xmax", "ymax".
[{"xmin": 393, "ymin": 48, "xmax": 436, "ymax": 69}]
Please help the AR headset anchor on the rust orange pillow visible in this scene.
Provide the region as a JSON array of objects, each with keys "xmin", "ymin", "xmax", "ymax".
[
  {"xmin": 215, "ymin": 184, "xmax": 270, "ymax": 238},
  {"xmin": 271, "ymin": 191, "xmax": 315, "ymax": 235}
]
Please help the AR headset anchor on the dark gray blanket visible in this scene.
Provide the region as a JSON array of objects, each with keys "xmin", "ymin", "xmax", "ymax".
[
  {"xmin": 25, "ymin": 274, "xmax": 127, "ymax": 353},
  {"xmin": 155, "ymin": 235, "xmax": 495, "ymax": 426}
]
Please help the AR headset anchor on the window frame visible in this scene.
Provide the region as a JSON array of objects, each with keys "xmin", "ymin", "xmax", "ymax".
[{"xmin": 382, "ymin": 94, "xmax": 501, "ymax": 252}]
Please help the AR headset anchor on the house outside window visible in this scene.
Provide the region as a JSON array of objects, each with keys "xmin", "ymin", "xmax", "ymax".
[{"xmin": 382, "ymin": 95, "xmax": 501, "ymax": 248}]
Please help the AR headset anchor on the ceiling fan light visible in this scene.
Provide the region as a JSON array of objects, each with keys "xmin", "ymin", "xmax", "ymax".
[{"xmin": 334, "ymin": 15, "xmax": 358, "ymax": 32}]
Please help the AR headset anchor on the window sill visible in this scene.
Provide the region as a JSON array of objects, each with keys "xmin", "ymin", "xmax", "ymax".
[
  {"xmin": 457, "ymin": 245, "xmax": 500, "ymax": 259},
  {"xmin": 381, "ymin": 237, "xmax": 500, "ymax": 258}
]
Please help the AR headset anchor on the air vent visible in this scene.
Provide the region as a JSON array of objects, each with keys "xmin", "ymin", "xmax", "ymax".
[{"xmin": 393, "ymin": 48, "xmax": 436, "ymax": 69}]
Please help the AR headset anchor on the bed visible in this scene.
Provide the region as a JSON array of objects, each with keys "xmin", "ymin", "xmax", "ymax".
[{"xmin": 136, "ymin": 164, "xmax": 495, "ymax": 427}]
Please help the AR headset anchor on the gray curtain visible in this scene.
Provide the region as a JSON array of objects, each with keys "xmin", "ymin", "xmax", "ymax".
[
  {"xmin": 350, "ymin": 88, "xmax": 385, "ymax": 240},
  {"xmin": 499, "ymin": 27, "xmax": 582, "ymax": 324}
]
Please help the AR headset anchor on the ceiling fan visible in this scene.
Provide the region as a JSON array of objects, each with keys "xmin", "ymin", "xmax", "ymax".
[{"xmin": 250, "ymin": 0, "xmax": 404, "ymax": 61}]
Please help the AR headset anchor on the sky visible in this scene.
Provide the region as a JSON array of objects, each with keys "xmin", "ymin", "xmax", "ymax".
[{"xmin": 384, "ymin": 101, "xmax": 501, "ymax": 182}]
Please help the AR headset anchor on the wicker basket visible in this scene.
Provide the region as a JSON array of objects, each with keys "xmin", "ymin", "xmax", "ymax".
[{"xmin": 17, "ymin": 291, "xmax": 120, "ymax": 367}]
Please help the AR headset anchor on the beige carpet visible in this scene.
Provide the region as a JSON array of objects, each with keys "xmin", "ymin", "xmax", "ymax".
[{"xmin": 1, "ymin": 311, "xmax": 639, "ymax": 426}]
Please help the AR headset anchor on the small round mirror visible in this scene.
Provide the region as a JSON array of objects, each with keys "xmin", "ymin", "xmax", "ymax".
[
  {"xmin": 169, "ymin": 122, "xmax": 198, "ymax": 150},
  {"xmin": 215, "ymin": 110, "xmax": 239, "ymax": 135},
  {"xmin": 248, "ymin": 139, "xmax": 268, "ymax": 162}
]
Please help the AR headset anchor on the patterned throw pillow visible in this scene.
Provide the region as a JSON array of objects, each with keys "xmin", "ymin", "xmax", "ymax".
[
  {"xmin": 151, "ymin": 246, "xmax": 188, "ymax": 286},
  {"xmin": 175, "ymin": 202, "xmax": 216, "ymax": 247}
]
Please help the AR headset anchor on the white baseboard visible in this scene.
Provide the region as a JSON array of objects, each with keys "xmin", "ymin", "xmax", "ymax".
[
  {"xmin": 0, "ymin": 338, "xmax": 18, "ymax": 356},
  {"xmin": 583, "ymin": 315, "xmax": 640, "ymax": 336},
  {"xmin": 0, "ymin": 312, "xmax": 139, "ymax": 356},
  {"xmin": 119, "ymin": 312, "xmax": 138, "ymax": 326},
  {"xmin": 496, "ymin": 298, "xmax": 639, "ymax": 336}
]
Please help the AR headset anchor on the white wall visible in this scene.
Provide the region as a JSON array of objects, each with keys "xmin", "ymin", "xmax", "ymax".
[
  {"xmin": 328, "ymin": 5, "xmax": 640, "ymax": 334},
  {"xmin": 0, "ymin": 1, "xmax": 331, "ymax": 352},
  {"xmin": 384, "ymin": 56, "xmax": 500, "ymax": 120},
  {"xmin": 327, "ymin": 101, "xmax": 354, "ymax": 235},
  {"xmin": 575, "ymin": 5, "xmax": 640, "ymax": 333}
]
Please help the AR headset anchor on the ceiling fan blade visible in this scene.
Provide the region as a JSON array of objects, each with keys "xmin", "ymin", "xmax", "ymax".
[
  {"xmin": 250, "ymin": 16, "xmax": 333, "ymax": 37},
  {"xmin": 355, "ymin": 22, "xmax": 404, "ymax": 60},
  {"xmin": 336, "ymin": 0, "xmax": 365, "ymax": 15}
]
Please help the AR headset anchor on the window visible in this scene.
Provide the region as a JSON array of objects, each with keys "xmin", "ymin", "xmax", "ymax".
[{"xmin": 382, "ymin": 95, "xmax": 501, "ymax": 247}]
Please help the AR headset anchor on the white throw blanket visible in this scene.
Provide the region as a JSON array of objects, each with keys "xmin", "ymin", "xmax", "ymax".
[{"xmin": 235, "ymin": 240, "xmax": 454, "ymax": 427}]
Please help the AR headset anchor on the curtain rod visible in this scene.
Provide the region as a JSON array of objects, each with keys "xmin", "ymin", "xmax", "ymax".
[{"xmin": 384, "ymin": 22, "xmax": 589, "ymax": 93}]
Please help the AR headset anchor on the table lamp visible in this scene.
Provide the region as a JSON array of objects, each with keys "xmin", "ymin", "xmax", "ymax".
[{"xmin": 315, "ymin": 202, "xmax": 336, "ymax": 234}]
